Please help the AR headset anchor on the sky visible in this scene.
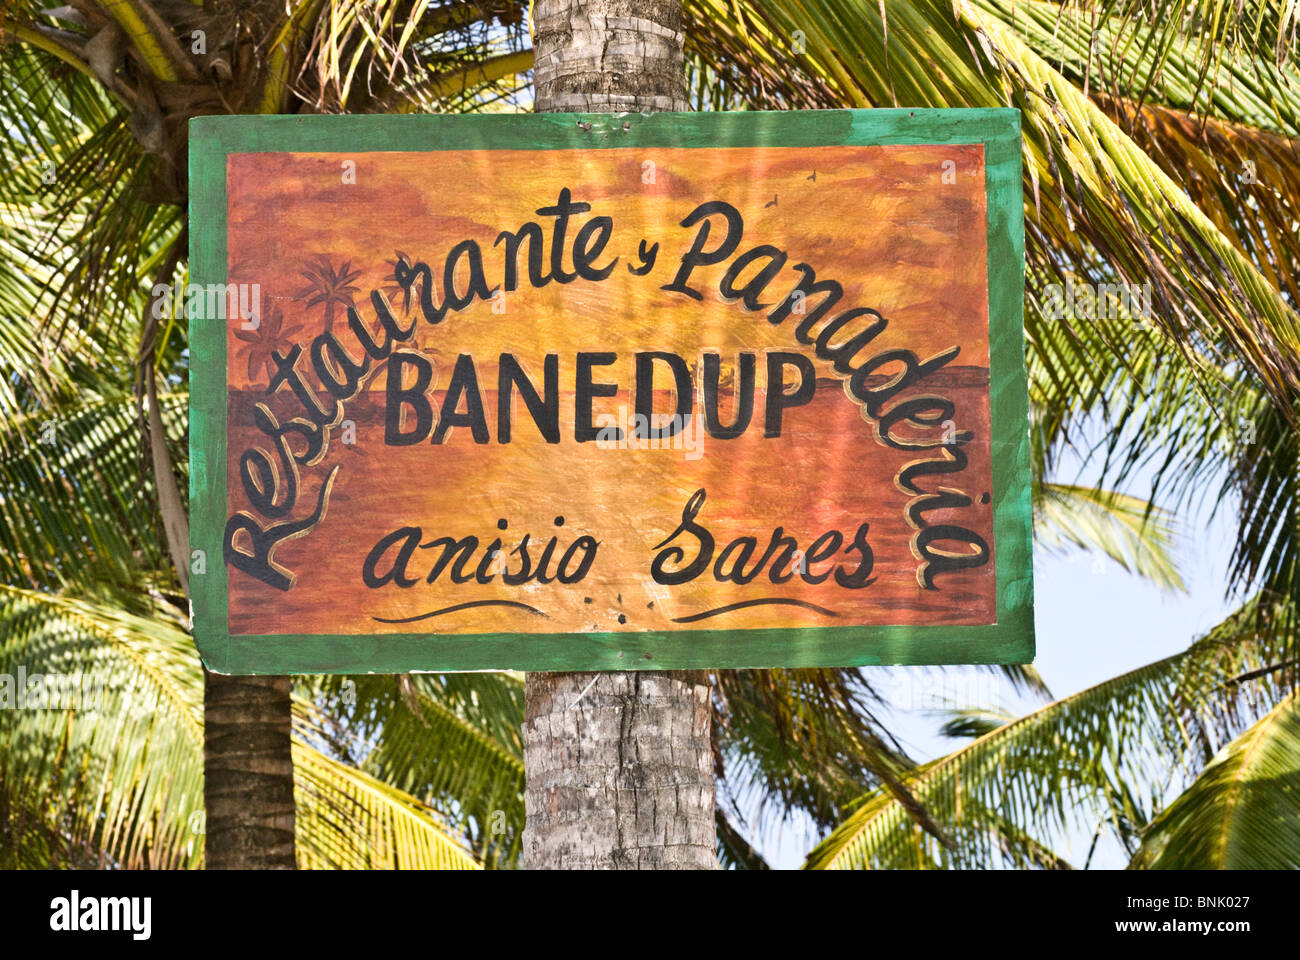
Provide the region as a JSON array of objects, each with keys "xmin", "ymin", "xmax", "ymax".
[{"xmin": 754, "ymin": 431, "xmax": 1244, "ymax": 869}]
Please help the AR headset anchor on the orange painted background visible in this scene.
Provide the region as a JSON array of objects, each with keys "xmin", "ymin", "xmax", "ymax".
[{"xmin": 224, "ymin": 144, "xmax": 995, "ymax": 636}]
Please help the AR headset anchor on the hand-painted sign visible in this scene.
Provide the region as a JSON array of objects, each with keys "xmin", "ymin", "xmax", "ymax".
[{"xmin": 189, "ymin": 109, "xmax": 1032, "ymax": 674}]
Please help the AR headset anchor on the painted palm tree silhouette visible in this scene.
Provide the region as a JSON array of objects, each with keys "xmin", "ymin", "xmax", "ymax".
[
  {"xmin": 296, "ymin": 255, "xmax": 362, "ymax": 332},
  {"xmin": 234, "ymin": 305, "xmax": 302, "ymax": 384}
]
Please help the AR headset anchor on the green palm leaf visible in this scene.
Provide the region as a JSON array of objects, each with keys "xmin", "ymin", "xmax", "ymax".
[
  {"xmin": 0, "ymin": 583, "xmax": 483, "ymax": 869},
  {"xmin": 293, "ymin": 741, "xmax": 480, "ymax": 870},
  {"xmin": 1131, "ymin": 690, "xmax": 1300, "ymax": 869},
  {"xmin": 688, "ymin": 0, "xmax": 1300, "ymax": 410},
  {"xmin": 305, "ymin": 672, "xmax": 526, "ymax": 867},
  {"xmin": 0, "ymin": 584, "xmax": 203, "ymax": 868},
  {"xmin": 0, "ymin": 392, "xmax": 186, "ymax": 596},
  {"xmin": 1035, "ymin": 482, "xmax": 1183, "ymax": 589},
  {"xmin": 804, "ymin": 600, "xmax": 1291, "ymax": 869},
  {"xmin": 714, "ymin": 667, "xmax": 917, "ymax": 834}
]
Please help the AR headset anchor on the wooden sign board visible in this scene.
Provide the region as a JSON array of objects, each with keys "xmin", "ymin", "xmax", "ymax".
[{"xmin": 189, "ymin": 109, "xmax": 1033, "ymax": 674}]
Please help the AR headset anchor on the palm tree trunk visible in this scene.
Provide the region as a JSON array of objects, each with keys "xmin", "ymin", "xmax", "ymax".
[
  {"xmin": 203, "ymin": 673, "xmax": 297, "ymax": 869},
  {"xmin": 522, "ymin": 0, "xmax": 718, "ymax": 870}
]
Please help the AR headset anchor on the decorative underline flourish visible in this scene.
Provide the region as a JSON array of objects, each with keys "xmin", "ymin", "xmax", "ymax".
[
  {"xmin": 669, "ymin": 597, "xmax": 840, "ymax": 624},
  {"xmin": 373, "ymin": 600, "xmax": 550, "ymax": 624}
]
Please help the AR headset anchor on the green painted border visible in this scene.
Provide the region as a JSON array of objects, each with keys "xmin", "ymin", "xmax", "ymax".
[{"xmin": 188, "ymin": 108, "xmax": 1033, "ymax": 674}]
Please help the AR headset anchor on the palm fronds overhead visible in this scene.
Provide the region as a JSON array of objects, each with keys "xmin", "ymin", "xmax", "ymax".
[
  {"xmin": 0, "ymin": 582, "xmax": 481, "ymax": 868},
  {"xmin": 0, "ymin": 584, "xmax": 203, "ymax": 868},
  {"xmin": 303, "ymin": 672, "xmax": 527, "ymax": 867},
  {"xmin": 293, "ymin": 741, "xmax": 480, "ymax": 870},
  {"xmin": 685, "ymin": 0, "xmax": 1300, "ymax": 413},
  {"xmin": 1132, "ymin": 690, "xmax": 1300, "ymax": 869},
  {"xmin": 804, "ymin": 599, "xmax": 1292, "ymax": 869},
  {"xmin": 1035, "ymin": 482, "xmax": 1183, "ymax": 589}
]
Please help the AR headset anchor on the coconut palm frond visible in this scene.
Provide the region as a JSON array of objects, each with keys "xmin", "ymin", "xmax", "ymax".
[
  {"xmin": 804, "ymin": 599, "xmax": 1292, "ymax": 869},
  {"xmin": 293, "ymin": 740, "xmax": 481, "ymax": 870},
  {"xmin": 0, "ymin": 391, "xmax": 185, "ymax": 598},
  {"xmin": 1035, "ymin": 482, "xmax": 1183, "ymax": 589},
  {"xmin": 301, "ymin": 672, "xmax": 526, "ymax": 867},
  {"xmin": 713, "ymin": 667, "xmax": 915, "ymax": 833},
  {"xmin": 1131, "ymin": 690, "xmax": 1300, "ymax": 869},
  {"xmin": 688, "ymin": 0, "xmax": 1300, "ymax": 415},
  {"xmin": 0, "ymin": 584, "xmax": 202, "ymax": 868},
  {"xmin": 0, "ymin": 583, "xmax": 486, "ymax": 869}
]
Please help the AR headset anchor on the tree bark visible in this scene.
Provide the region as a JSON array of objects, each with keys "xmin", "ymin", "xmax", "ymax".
[
  {"xmin": 203, "ymin": 673, "xmax": 297, "ymax": 869},
  {"xmin": 522, "ymin": 0, "xmax": 718, "ymax": 870},
  {"xmin": 531, "ymin": 0, "xmax": 688, "ymax": 113}
]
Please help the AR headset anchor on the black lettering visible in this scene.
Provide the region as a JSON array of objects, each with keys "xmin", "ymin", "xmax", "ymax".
[
  {"xmin": 432, "ymin": 354, "xmax": 490, "ymax": 444},
  {"xmin": 311, "ymin": 332, "xmax": 371, "ymax": 399},
  {"xmin": 535, "ymin": 188, "xmax": 591, "ymax": 285},
  {"xmin": 800, "ymin": 530, "xmax": 843, "ymax": 585},
  {"xmin": 835, "ymin": 523, "xmax": 877, "ymax": 588},
  {"xmin": 361, "ymin": 526, "xmax": 422, "ymax": 588},
  {"xmin": 442, "ymin": 240, "xmax": 494, "ymax": 312},
  {"xmin": 385, "ymin": 351, "xmax": 434, "ymax": 445},
  {"xmin": 764, "ymin": 351, "xmax": 816, "ymax": 437},
  {"xmin": 421, "ymin": 535, "xmax": 480, "ymax": 583},
  {"xmin": 573, "ymin": 216, "xmax": 618, "ymax": 282},
  {"xmin": 702, "ymin": 353, "xmax": 755, "ymax": 440},
  {"xmin": 651, "ymin": 489, "xmax": 715, "ymax": 585},
  {"xmin": 494, "ymin": 221, "xmax": 550, "ymax": 290},
  {"xmin": 498, "ymin": 353, "xmax": 560, "ymax": 443},
  {"xmin": 575, "ymin": 351, "xmax": 620, "ymax": 442},
  {"xmin": 719, "ymin": 245, "xmax": 788, "ymax": 311},
  {"xmin": 558, "ymin": 536, "xmax": 599, "ymax": 582},
  {"xmin": 662, "ymin": 201, "xmax": 744, "ymax": 300},
  {"xmin": 634, "ymin": 351, "xmax": 692, "ymax": 440},
  {"xmin": 224, "ymin": 466, "xmax": 339, "ymax": 590}
]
